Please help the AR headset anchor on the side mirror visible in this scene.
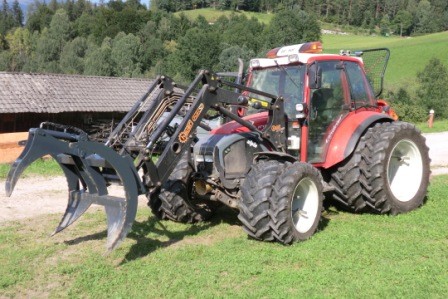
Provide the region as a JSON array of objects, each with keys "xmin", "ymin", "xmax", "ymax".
[{"xmin": 308, "ymin": 62, "xmax": 322, "ymax": 90}]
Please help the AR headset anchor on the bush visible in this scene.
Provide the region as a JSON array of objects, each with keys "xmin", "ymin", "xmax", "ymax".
[
  {"xmin": 387, "ymin": 88, "xmax": 427, "ymax": 123},
  {"xmin": 392, "ymin": 102, "xmax": 428, "ymax": 123}
]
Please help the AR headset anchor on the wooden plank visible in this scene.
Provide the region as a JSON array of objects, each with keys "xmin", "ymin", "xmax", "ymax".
[
  {"xmin": 0, "ymin": 132, "xmax": 28, "ymax": 143},
  {"xmin": 0, "ymin": 132, "xmax": 28, "ymax": 163}
]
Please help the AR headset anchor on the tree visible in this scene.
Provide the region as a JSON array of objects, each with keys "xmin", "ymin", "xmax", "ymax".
[
  {"xmin": 416, "ymin": 58, "xmax": 448, "ymax": 118},
  {"xmin": 221, "ymin": 15, "xmax": 264, "ymax": 54},
  {"xmin": 139, "ymin": 35, "xmax": 164, "ymax": 70},
  {"xmin": 415, "ymin": 0, "xmax": 438, "ymax": 34},
  {"xmin": 59, "ymin": 36, "xmax": 88, "ymax": 74},
  {"xmin": 380, "ymin": 14, "xmax": 391, "ymax": 36},
  {"xmin": 30, "ymin": 9, "xmax": 71, "ymax": 73},
  {"xmin": 35, "ymin": 28, "xmax": 61, "ymax": 72},
  {"xmin": 165, "ymin": 27, "xmax": 221, "ymax": 82},
  {"xmin": 74, "ymin": 11, "xmax": 96, "ymax": 37},
  {"xmin": 26, "ymin": 2, "xmax": 54, "ymax": 33},
  {"xmin": 5, "ymin": 27, "xmax": 32, "ymax": 71},
  {"xmin": 0, "ymin": 0, "xmax": 14, "ymax": 41},
  {"xmin": 215, "ymin": 44, "xmax": 254, "ymax": 72},
  {"xmin": 111, "ymin": 32, "xmax": 142, "ymax": 77},
  {"xmin": 264, "ymin": 9, "xmax": 321, "ymax": 49},
  {"xmin": 49, "ymin": 9, "xmax": 71, "ymax": 44},
  {"xmin": 12, "ymin": 0, "xmax": 23, "ymax": 27},
  {"xmin": 84, "ymin": 37, "xmax": 114, "ymax": 76},
  {"xmin": 393, "ymin": 10, "xmax": 413, "ymax": 36}
]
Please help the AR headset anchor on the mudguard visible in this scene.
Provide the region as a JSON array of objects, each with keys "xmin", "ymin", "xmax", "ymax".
[
  {"xmin": 319, "ymin": 111, "xmax": 393, "ymax": 169},
  {"xmin": 5, "ymin": 127, "xmax": 145, "ymax": 251}
]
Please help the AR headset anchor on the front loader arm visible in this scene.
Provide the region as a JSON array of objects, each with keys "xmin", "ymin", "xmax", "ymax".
[{"xmin": 140, "ymin": 70, "xmax": 288, "ymax": 192}]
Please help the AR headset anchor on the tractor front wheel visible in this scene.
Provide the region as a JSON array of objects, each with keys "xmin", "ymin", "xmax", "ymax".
[
  {"xmin": 367, "ymin": 122, "xmax": 430, "ymax": 214},
  {"xmin": 148, "ymin": 153, "xmax": 212, "ymax": 223},
  {"xmin": 239, "ymin": 159, "xmax": 285, "ymax": 241},
  {"xmin": 272, "ymin": 162, "xmax": 323, "ymax": 244}
]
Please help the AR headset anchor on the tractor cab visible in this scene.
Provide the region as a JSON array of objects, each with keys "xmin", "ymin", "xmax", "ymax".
[{"xmin": 243, "ymin": 41, "xmax": 390, "ymax": 164}]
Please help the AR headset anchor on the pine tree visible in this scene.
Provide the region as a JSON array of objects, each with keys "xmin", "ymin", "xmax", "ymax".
[{"xmin": 12, "ymin": 0, "xmax": 23, "ymax": 27}]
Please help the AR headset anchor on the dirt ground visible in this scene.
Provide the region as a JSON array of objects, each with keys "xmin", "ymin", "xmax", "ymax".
[
  {"xmin": 1, "ymin": 131, "xmax": 447, "ymax": 224},
  {"xmin": 0, "ymin": 176, "xmax": 148, "ymax": 224}
]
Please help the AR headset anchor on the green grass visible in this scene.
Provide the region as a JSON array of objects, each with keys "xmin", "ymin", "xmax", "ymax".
[
  {"xmin": 1, "ymin": 175, "xmax": 447, "ymax": 297},
  {"xmin": 323, "ymin": 32, "xmax": 448, "ymax": 90},
  {"xmin": 0, "ymin": 158, "xmax": 62, "ymax": 179},
  {"xmin": 415, "ymin": 120, "xmax": 448, "ymax": 133}
]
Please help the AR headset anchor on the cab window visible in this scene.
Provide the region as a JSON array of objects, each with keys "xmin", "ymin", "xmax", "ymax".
[{"xmin": 345, "ymin": 61, "xmax": 375, "ymax": 107}]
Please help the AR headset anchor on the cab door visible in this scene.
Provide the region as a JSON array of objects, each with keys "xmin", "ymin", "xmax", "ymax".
[{"xmin": 307, "ymin": 61, "xmax": 350, "ymax": 163}]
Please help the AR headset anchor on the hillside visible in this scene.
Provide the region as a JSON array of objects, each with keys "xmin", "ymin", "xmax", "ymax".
[
  {"xmin": 176, "ymin": 8, "xmax": 448, "ymax": 91},
  {"xmin": 323, "ymin": 32, "xmax": 448, "ymax": 90}
]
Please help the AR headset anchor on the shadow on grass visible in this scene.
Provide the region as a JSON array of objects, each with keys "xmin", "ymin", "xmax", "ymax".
[
  {"xmin": 121, "ymin": 206, "xmax": 240, "ymax": 264},
  {"xmin": 63, "ymin": 231, "xmax": 107, "ymax": 246},
  {"xmin": 61, "ymin": 204, "xmax": 332, "ymax": 263}
]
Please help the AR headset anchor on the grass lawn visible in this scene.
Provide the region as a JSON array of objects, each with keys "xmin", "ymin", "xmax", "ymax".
[
  {"xmin": 0, "ymin": 158, "xmax": 62, "ymax": 180},
  {"xmin": 1, "ymin": 172, "xmax": 447, "ymax": 297},
  {"xmin": 416, "ymin": 120, "xmax": 448, "ymax": 134}
]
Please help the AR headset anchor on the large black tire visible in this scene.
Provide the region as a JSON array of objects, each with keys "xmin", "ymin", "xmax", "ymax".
[
  {"xmin": 148, "ymin": 153, "xmax": 212, "ymax": 223},
  {"xmin": 365, "ymin": 122, "xmax": 430, "ymax": 214},
  {"xmin": 328, "ymin": 126, "xmax": 379, "ymax": 212},
  {"xmin": 238, "ymin": 159, "xmax": 286, "ymax": 241},
  {"xmin": 272, "ymin": 162, "xmax": 323, "ymax": 244}
]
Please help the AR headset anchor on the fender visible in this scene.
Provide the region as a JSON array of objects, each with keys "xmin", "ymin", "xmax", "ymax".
[
  {"xmin": 319, "ymin": 111, "xmax": 393, "ymax": 169},
  {"xmin": 254, "ymin": 151, "xmax": 297, "ymax": 164}
]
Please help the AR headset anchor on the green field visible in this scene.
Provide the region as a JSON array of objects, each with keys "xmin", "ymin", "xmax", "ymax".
[
  {"xmin": 323, "ymin": 32, "xmax": 448, "ymax": 90},
  {"xmin": 1, "ymin": 173, "xmax": 447, "ymax": 297}
]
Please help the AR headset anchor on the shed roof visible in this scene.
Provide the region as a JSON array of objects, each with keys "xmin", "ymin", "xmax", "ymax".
[{"xmin": 0, "ymin": 72, "xmax": 158, "ymax": 113}]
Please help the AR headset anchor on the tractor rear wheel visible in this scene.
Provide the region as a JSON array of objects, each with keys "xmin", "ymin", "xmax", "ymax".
[
  {"xmin": 272, "ymin": 162, "xmax": 323, "ymax": 244},
  {"xmin": 148, "ymin": 153, "xmax": 212, "ymax": 223},
  {"xmin": 328, "ymin": 126, "xmax": 378, "ymax": 212},
  {"xmin": 239, "ymin": 159, "xmax": 286, "ymax": 241},
  {"xmin": 366, "ymin": 122, "xmax": 430, "ymax": 214}
]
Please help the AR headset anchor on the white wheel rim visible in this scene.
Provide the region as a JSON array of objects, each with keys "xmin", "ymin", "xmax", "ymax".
[
  {"xmin": 291, "ymin": 178, "xmax": 319, "ymax": 233},
  {"xmin": 387, "ymin": 139, "xmax": 423, "ymax": 202}
]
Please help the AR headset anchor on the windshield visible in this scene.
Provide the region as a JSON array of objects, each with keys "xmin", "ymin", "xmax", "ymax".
[{"xmin": 246, "ymin": 64, "xmax": 305, "ymax": 119}]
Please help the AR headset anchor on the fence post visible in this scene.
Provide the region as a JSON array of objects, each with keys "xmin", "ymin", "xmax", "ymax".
[{"xmin": 428, "ymin": 109, "xmax": 435, "ymax": 128}]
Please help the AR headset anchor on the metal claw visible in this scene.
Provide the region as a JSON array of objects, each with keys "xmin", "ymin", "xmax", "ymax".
[{"xmin": 5, "ymin": 128, "xmax": 144, "ymax": 251}]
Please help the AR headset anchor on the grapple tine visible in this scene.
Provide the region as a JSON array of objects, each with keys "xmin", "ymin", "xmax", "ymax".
[
  {"xmin": 5, "ymin": 129, "xmax": 50, "ymax": 197},
  {"xmin": 52, "ymin": 163, "xmax": 91, "ymax": 235},
  {"xmin": 52, "ymin": 153, "xmax": 110, "ymax": 235},
  {"xmin": 53, "ymin": 190, "xmax": 93, "ymax": 236},
  {"xmin": 104, "ymin": 194, "xmax": 137, "ymax": 251}
]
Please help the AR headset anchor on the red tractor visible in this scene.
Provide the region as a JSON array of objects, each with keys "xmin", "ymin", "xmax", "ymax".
[{"xmin": 6, "ymin": 42, "xmax": 430, "ymax": 250}]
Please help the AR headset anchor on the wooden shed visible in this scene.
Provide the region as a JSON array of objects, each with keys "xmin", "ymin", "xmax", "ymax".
[{"xmin": 0, "ymin": 72, "xmax": 157, "ymax": 163}]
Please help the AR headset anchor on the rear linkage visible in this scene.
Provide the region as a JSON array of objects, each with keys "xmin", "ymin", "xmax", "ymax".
[{"xmin": 5, "ymin": 70, "xmax": 288, "ymax": 251}]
